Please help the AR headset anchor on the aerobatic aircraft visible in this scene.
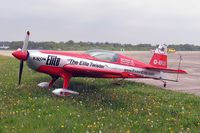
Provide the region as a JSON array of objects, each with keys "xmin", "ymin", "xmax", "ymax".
[{"xmin": 12, "ymin": 31, "xmax": 187, "ymax": 96}]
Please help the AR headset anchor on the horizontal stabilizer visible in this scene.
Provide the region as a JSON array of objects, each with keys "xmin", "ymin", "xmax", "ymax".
[{"xmin": 145, "ymin": 66, "xmax": 187, "ymax": 74}]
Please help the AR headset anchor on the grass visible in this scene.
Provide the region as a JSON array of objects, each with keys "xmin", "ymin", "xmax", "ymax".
[{"xmin": 0, "ymin": 55, "xmax": 200, "ymax": 133}]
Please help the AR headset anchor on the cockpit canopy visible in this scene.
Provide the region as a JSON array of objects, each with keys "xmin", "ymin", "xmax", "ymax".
[{"xmin": 85, "ymin": 49, "xmax": 119, "ymax": 62}]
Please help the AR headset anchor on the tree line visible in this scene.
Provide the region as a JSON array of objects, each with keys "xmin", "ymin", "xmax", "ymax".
[{"xmin": 0, "ymin": 41, "xmax": 200, "ymax": 51}]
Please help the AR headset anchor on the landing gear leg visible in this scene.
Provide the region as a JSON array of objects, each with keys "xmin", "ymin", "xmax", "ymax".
[
  {"xmin": 52, "ymin": 73, "xmax": 79, "ymax": 96},
  {"xmin": 62, "ymin": 73, "xmax": 71, "ymax": 90},
  {"xmin": 48, "ymin": 76, "xmax": 59, "ymax": 89}
]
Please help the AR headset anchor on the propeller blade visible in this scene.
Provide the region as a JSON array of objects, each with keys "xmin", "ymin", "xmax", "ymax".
[
  {"xmin": 22, "ymin": 31, "xmax": 30, "ymax": 52},
  {"xmin": 18, "ymin": 60, "xmax": 24, "ymax": 85},
  {"xmin": 16, "ymin": 31, "xmax": 30, "ymax": 85}
]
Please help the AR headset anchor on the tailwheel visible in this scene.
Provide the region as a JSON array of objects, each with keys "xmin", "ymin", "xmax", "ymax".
[{"xmin": 163, "ymin": 81, "xmax": 167, "ymax": 87}]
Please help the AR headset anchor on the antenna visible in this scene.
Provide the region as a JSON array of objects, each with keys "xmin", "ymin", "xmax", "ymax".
[{"xmin": 176, "ymin": 54, "xmax": 182, "ymax": 82}]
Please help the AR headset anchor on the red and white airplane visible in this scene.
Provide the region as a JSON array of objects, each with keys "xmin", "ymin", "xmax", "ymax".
[{"xmin": 12, "ymin": 31, "xmax": 187, "ymax": 96}]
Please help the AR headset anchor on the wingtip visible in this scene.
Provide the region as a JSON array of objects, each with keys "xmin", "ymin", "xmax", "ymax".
[{"xmin": 178, "ymin": 69, "xmax": 187, "ymax": 74}]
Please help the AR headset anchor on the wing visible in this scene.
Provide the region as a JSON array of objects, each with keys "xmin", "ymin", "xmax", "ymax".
[{"xmin": 63, "ymin": 65, "xmax": 140, "ymax": 78}]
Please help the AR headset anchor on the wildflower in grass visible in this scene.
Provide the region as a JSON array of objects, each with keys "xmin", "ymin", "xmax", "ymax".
[
  {"xmin": 149, "ymin": 112, "xmax": 152, "ymax": 116},
  {"xmin": 61, "ymin": 125, "xmax": 64, "ymax": 128},
  {"xmin": 87, "ymin": 125, "xmax": 92, "ymax": 128},
  {"xmin": 99, "ymin": 108, "xmax": 102, "ymax": 111},
  {"xmin": 134, "ymin": 108, "xmax": 138, "ymax": 113}
]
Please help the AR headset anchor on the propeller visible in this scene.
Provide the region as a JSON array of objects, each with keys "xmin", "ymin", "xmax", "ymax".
[{"xmin": 15, "ymin": 31, "xmax": 30, "ymax": 85}]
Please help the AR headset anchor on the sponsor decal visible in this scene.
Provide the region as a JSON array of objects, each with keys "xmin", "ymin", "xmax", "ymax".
[
  {"xmin": 33, "ymin": 57, "xmax": 46, "ymax": 62},
  {"xmin": 120, "ymin": 58, "xmax": 135, "ymax": 66},
  {"xmin": 67, "ymin": 59, "xmax": 106, "ymax": 68},
  {"xmin": 124, "ymin": 68, "xmax": 154, "ymax": 76},
  {"xmin": 46, "ymin": 55, "xmax": 60, "ymax": 66}
]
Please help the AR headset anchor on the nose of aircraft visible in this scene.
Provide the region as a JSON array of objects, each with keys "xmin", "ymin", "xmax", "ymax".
[{"xmin": 12, "ymin": 50, "xmax": 28, "ymax": 60}]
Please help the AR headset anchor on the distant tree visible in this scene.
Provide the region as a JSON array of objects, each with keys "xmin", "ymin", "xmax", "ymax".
[{"xmin": 67, "ymin": 40, "xmax": 74, "ymax": 44}]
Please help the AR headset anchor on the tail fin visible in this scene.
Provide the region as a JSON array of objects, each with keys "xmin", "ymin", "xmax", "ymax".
[{"xmin": 149, "ymin": 44, "xmax": 167, "ymax": 68}]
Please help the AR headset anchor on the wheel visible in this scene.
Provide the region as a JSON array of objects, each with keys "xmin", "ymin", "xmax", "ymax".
[{"xmin": 163, "ymin": 82, "xmax": 166, "ymax": 87}]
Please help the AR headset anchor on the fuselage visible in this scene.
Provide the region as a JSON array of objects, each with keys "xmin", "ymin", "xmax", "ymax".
[{"xmin": 26, "ymin": 50, "xmax": 162, "ymax": 79}]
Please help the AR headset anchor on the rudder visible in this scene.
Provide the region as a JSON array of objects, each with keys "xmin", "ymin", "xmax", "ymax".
[{"xmin": 149, "ymin": 44, "xmax": 167, "ymax": 68}]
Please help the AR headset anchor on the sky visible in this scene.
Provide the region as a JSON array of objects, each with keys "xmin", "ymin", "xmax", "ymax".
[{"xmin": 0, "ymin": 0, "xmax": 200, "ymax": 45}]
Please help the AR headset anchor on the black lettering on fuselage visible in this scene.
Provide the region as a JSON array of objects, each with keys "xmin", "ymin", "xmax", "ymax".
[
  {"xmin": 46, "ymin": 55, "xmax": 60, "ymax": 66},
  {"xmin": 124, "ymin": 68, "xmax": 154, "ymax": 76},
  {"xmin": 33, "ymin": 57, "xmax": 46, "ymax": 62}
]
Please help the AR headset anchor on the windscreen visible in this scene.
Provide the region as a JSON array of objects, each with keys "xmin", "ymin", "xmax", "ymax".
[{"xmin": 85, "ymin": 49, "xmax": 119, "ymax": 62}]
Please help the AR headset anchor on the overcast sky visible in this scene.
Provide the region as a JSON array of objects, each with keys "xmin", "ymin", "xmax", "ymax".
[{"xmin": 0, "ymin": 0, "xmax": 200, "ymax": 45}]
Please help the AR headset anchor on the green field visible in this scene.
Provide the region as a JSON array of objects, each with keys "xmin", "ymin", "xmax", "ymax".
[{"xmin": 0, "ymin": 56, "xmax": 200, "ymax": 133}]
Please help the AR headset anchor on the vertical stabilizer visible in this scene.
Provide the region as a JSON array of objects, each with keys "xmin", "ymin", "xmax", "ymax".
[{"xmin": 149, "ymin": 44, "xmax": 167, "ymax": 68}]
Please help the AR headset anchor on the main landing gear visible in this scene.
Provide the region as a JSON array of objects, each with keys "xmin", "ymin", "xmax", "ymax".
[
  {"xmin": 38, "ymin": 73, "xmax": 79, "ymax": 96},
  {"xmin": 38, "ymin": 76, "xmax": 58, "ymax": 89}
]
